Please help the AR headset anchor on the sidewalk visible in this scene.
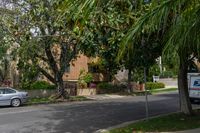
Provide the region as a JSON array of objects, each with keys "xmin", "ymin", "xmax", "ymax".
[
  {"xmin": 86, "ymin": 94, "xmax": 127, "ymax": 100},
  {"xmin": 175, "ymin": 128, "xmax": 200, "ymax": 133}
]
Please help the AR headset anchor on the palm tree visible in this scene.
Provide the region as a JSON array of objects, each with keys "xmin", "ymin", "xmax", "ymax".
[{"xmin": 121, "ymin": 0, "xmax": 200, "ymax": 115}]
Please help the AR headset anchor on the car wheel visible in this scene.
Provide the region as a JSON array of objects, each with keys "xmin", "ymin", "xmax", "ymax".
[{"xmin": 11, "ymin": 98, "xmax": 21, "ymax": 107}]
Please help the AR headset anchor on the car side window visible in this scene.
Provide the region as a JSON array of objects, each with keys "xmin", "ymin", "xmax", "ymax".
[
  {"xmin": 4, "ymin": 89, "xmax": 16, "ymax": 94},
  {"xmin": 0, "ymin": 89, "xmax": 4, "ymax": 94}
]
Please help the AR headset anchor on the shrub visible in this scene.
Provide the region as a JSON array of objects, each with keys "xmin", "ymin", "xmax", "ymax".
[
  {"xmin": 29, "ymin": 81, "xmax": 56, "ymax": 90},
  {"xmin": 97, "ymin": 82, "xmax": 126, "ymax": 94},
  {"xmin": 160, "ymin": 71, "xmax": 174, "ymax": 78},
  {"xmin": 78, "ymin": 69, "xmax": 93, "ymax": 88},
  {"xmin": 146, "ymin": 82, "xmax": 165, "ymax": 90},
  {"xmin": 20, "ymin": 82, "xmax": 31, "ymax": 90}
]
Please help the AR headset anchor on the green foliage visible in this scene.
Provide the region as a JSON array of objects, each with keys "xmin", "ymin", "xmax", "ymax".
[
  {"xmin": 132, "ymin": 65, "xmax": 160, "ymax": 82},
  {"xmin": 148, "ymin": 64, "xmax": 161, "ymax": 81},
  {"xmin": 28, "ymin": 96, "xmax": 89, "ymax": 105},
  {"xmin": 97, "ymin": 82, "xmax": 126, "ymax": 94},
  {"xmin": 23, "ymin": 81, "xmax": 56, "ymax": 90},
  {"xmin": 162, "ymin": 54, "xmax": 179, "ymax": 76},
  {"xmin": 18, "ymin": 62, "xmax": 40, "ymax": 89},
  {"xmin": 160, "ymin": 71, "xmax": 174, "ymax": 78},
  {"xmin": 132, "ymin": 68, "xmax": 144, "ymax": 82},
  {"xmin": 79, "ymin": 0, "xmax": 140, "ymax": 81},
  {"xmin": 11, "ymin": 0, "xmax": 81, "ymax": 98},
  {"xmin": 146, "ymin": 82, "xmax": 165, "ymax": 90},
  {"xmin": 150, "ymin": 88, "xmax": 177, "ymax": 94},
  {"xmin": 28, "ymin": 97, "xmax": 52, "ymax": 105},
  {"xmin": 109, "ymin": 110, "xmax": 200, "ymax": 133},
  {"xmin": 30, "ymin": 81, "xmax": 56, "ymax": 90},
  {"xmin": 0, "ymin": 14, "xmax": 14, "ymax": 82},
  {"xmin": 78, "ymin": 69, "xmax": 93, "ymax": 88}
]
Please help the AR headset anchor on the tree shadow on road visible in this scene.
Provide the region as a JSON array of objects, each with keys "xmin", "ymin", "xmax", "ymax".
[{"xmin": 43, "ymin": 97, "xmax": 180, "ymax": 133}]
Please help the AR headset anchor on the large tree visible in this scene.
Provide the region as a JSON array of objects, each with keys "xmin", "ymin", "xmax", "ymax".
[
  {"xmin": 121, "ymin": 0, "xmax": 200, "ymax": 115},
  {"xmin": 79, "ymin": 0, "xmax": 136, "ymax": 81},
  {"xmin": 63, "ymin": 0, "xmax": 200, "ymax": 114},
  {"xmin": 73, "ymin": 0, "xmax": 164, "ymax": 89},
  {"xmin": 0, "ymin": 0, "xmax": 16, "ymax": 84},
  {"xmin": 11, "ymin": 0, "xmax": 81, "ymax": 99},
  {"xmin": 0, "ymin": 24, "xmax": 10, "ymax": 83}
]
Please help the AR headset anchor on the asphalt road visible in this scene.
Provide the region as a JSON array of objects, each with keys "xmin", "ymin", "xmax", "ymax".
[{"xmin": 0, "ymin": 92, "xmax": 198, "ymax": 133}]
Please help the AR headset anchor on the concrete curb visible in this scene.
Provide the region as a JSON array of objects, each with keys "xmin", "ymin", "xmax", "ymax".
[
  {"xmin": 95, "ymin": 107, "xmax": 200, "ymax": 133},
  {"xmin": 175, "ymin": 128, "xmax": 200, "ymax": 133},
  {"xmin": 94, "ymin": 111, "xmax": 180, "ymax": 133}
]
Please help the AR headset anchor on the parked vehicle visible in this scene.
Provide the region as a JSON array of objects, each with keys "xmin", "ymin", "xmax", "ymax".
[
  {"xmin": 0, "ymin": 87, "xmax": 28, "ymax": 107},
  {"xmin": 188, "ymin": 73, "xmax": 200, "ymax": 103},
  {"xmin": 193, "ymin": 79, "xmax": 200, "ymax": 87}
]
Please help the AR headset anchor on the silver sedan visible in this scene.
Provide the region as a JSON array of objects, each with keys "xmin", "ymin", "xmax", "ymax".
[{"xmin": 0, "ymin": 87, "xmax": 28, "ymax": 107}]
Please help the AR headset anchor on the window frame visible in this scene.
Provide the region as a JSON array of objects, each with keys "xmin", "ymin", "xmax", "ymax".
[{"xmin": 4, "ymin": 88, "xmax": 17, "ymax": 94}]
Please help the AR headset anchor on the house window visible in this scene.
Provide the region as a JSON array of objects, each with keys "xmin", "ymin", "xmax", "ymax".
[{"xmin": 65, "ymin": 64, "xmax": 70, "ymax": 73}]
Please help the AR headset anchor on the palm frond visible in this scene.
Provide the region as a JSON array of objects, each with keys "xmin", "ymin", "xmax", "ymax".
[{"xmin": 121, "ymin": 0, "xmax": 200, "ymax": 59}]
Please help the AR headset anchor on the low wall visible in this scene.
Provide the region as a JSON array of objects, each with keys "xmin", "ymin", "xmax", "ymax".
[
  {"xmin": 77, "ymin": 88, "xmax": 96, "ymax": 96},
  {"xmin": 25, "ymin": 89, "xmax": 56, "ymax": 98},
  {"xmin": 24, "ymin": 88, "xmax": 96, "ymax": 98},
  {"xmin": 159, "ymin": 78, "xmax": 178, "ymax": 88}
]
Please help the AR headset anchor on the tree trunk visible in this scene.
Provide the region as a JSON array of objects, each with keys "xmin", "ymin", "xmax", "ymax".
[
  {"xmin": 56, "ymin": 73, "xmax": 69, "ymax": 99},
  {"xmin": 178, "ymin": 58, "xmax": 193, "ymax": 115},
  {"xmin": 128, "ymin": 68, "xmax": 132, "ymax": 93},
  {"xmin": 109, "ymin": 71, "xmax": 113, "ymax": 82},
  {"xmin": 107, "ymin": 68, "xmax": 112, "ymax": 82}
]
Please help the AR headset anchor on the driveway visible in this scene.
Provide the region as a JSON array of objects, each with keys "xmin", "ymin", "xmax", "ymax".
[{"xmin": 0, "ymin": 92, "xmax": 198, "ymax": 133}]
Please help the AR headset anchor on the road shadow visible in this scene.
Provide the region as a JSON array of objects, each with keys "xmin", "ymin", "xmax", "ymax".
[{"xmin": 42, "ymin": 96, "xmax": 180, "ymax": 133}]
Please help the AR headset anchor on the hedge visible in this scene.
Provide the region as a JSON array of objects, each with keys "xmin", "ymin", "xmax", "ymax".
[
  {"xmin": 146, "ymin": 82, "xmax": 165, "ymax": 90},
  {"xmin": 29, "ymin": 81, "xmax": 56, "ymax": 90},
  {"xmin": 160, "ymin": 71, "xmax": 174, "ymax": 78}
]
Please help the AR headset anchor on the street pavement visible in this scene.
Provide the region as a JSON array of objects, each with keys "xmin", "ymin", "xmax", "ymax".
[{"xmin": 0, "ymin": 92, "xmax": 199, "ymax": 133}]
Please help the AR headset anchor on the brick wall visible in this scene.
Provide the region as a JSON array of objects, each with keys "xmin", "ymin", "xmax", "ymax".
[{"xmin": 63, "ymin": 54, "xmax": 89, "ymax": 81}]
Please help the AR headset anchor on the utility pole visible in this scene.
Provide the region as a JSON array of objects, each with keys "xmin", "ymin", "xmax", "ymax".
[
  {"xmin": 159, "ymin": 56, "xmax": 162, "ymax": 74},
  {"xmin": 141, "ymin": 34, "xmax": 149, "ymax": 120},
  {"xmin": 144, "ymin": 67, "xmax": 149, "ymax": 120}
]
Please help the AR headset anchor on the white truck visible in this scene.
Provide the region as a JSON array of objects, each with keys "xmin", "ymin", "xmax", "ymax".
[{"xmin": 188, "ymin": 73, "xmax": 200, "ymax": 102}]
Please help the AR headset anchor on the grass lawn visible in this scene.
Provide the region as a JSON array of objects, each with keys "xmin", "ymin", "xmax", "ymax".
[
  {"xmin": 108, "ymin": 110, "xmax": 200, "ymax": 133},
  {"xmin": 118, "ymin": 88, "xmax": 178, "ymax": 96},
  {"xmin": 27, "ymin": 97, "xmax": 52, "ymax": 105},
  {"xmin": 150, "ymin": 88, "xmax": 178, "ymax": 94},
  {"xmin": 27, "ymin": 96, "xmax": 89, "ymax": 105}
]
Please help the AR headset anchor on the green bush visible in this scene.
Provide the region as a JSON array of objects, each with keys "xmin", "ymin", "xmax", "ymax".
[
  {"xmin": 146, "ymin": 82, "xmax": 165, "ymax": 90},
  {"xmin": 97, "ymin": 82, "xmax": 126, "ymax": 94},
  {"xmin": 160, "ymin": 71, "xmax": 174, "ymax": 78},
  {"xmin": 29, "ymin": 81, "xmax": 56, "ymax": 90},
  {"xmin": 78, "ymin": 69, "xmax": 93, "ymax": 88}
]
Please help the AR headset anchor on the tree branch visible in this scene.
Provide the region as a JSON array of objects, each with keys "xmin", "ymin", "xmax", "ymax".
[
  {"xmin": 35, "ymin": 54, "xmax": 48, "ymax": 62},
  {"xmin": 36, "ymin": 65, "xmax": 55, "ymax": 84},
  {"xmin": 40, "ymin": 26, "xmax": 59, "ymax": 75}
]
